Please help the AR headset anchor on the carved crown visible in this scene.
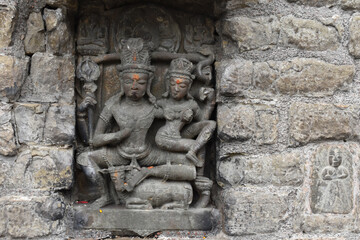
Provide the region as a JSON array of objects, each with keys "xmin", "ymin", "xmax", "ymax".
[
  {"xmin": 168, "ymin": 58, "xmax": 194, "ymax": 79},
  {"xmin": 117, "ymin": 38, "xmax": 155, "ymax": 72}
]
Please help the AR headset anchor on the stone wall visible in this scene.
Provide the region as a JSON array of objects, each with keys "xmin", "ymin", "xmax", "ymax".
[
  {"xmin": 215, "ymin": 0, "xmax": 360, "ymax": 239},
  {"xmin": 0, "ymin": 0, "xmax": 77, "ymax": 239},
  {"xmin": 2, "ymin": 0, "xmax": 360, "ymax": 239}
]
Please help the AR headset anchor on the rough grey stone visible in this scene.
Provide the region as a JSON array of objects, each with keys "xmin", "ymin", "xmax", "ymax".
[
  {"xmin": 20, "ymin": 53, "xmax": 75, "ymax": 103},
  {"xmin": 45, "ymin": 0, "xmax": 78, "ymax": 11},
  {"xmin": 310, "ymin": 144, "xmax": 354, "ymax": 214},
  {"xmin": 0, "ymin": 2, "xmax": 16, "ymax": 48},
  {"xmin": 222, "ymin": 16, "xmax": 280, "ymax": 52},
  {"xmin": 43, "ymin": 104, "xmax": 75, "ymax": 145},
  {"xmin": 44, "ymin": 8, "xmax": 74, "ymax": 55},
  {"xmin": 287, "ymin": 0, "xmax": 338, "ymax": 7},
  {"xmin": 222, "ymin": 187, "xmax": 289, "ymax": 235},
  {"xmin": 279, "ymin": 15, "xmax": 339, "ymax": 51},
  {"xmin": 349, "ymin": 13, "xmax": 360, "ymax": 58},
  {"xmin": 7, "ymin": 147, "xmax": 73, "ymax": 190},
  {"xmin": 0, "ymin": 103, "xmax": 16, "ymax": 156},
  {"xmin": 218, "ymin": 152, "xmax": 303, "ymax": 187},
  {"xmin": 14, "ymin": 103, "xmax": 46, "ymax": 144},
  {"xmin": 0, "ymin": 195, "xmax": 60, "ymax": 238},
  {"xmin": 218, "ymin": 103, "xmax": 278, "ymax": 144},
  {"xmin": 289, "ymin": 103, "xmax": 358, "ymax": 145},
  {"xmin": 0, "ymin": 55, "xmax": 30, "ymax": 101},
  {"xmin": 341, "ymin": 0, "xmax": 360, "ymax": 9},
  {"xmin": 24, "ymin": 12, "xmax": 45, "ymax": 54},
  {"xmin": 301, "ymin": 215, "xmax": 354, "ymax": 233}
]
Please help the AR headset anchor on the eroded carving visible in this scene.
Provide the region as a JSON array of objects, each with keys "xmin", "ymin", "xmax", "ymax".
[{"xmin": 311, "ymin": 145, "xmax": 353, "ymax": 214}]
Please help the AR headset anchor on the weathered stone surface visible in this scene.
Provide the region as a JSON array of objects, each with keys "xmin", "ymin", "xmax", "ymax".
[
  {"xmin": 44, "ymin": 8, "xmax": 74, "ymax": 55},
  {"xmin": 218, "ymin": 152, "xmax": 303, "ymax": 187},
  {"xmin": 279, "ymin": 15, "xmax": 339, "ymax": 51},
  {"xmin": 289, "ymin": 103, "xmax": 357, "ymax": 145},
  {"xmin": 216, "ymin": 59, "xmax": 253, "ymax": 97},
  {"xmin": 287, "ymin": 0, "xmax": 338, "ymax": 7},
  {"xmin": 222, "ymin": 16, "xmax": 280, "ymax": 52},
  {"xmin": 20, "ymin": 53, "xmax": 75, "ymax": 103},
  {"xmin": 218, "ymin": 0, "xmax": 273, "ymax": 11},
  {"xmin": 218, "ymin": 103, "xmax": 278, "ymax": 144},
  {"xmin": 0, "ymin": 55, "xmax": 30, "ymax": 101},
  {"xmin": 46, "ymin": 0, "xmax": 78, "ymax": 11},
  {"xmin": 218, "ymin": 58, "xmax": 354, "ymax": 98},
  {"xmin": 14, "ymin": 103, "xmax": 46, "ymax": 144},
  {"xmin": 341, "ymin": 0, "xmax": 360, "ymax": 9},
  {"xmin": 24, "ymin": 12, "xmax": 45, "ymax": 54},
  {"xmin": 0, "ymin": 103, "xmax": 16, "ymax": 156},
  {"xmin": 301, "ymin": 215, "xmax": 354, "ymax": 233},
  {"xmin": 0, "ymin": 3, "xmax": 16, "ymax": 48},
  {"xmin": 310, "ymin": 144, "xmax": 354, "ymax": 214},
  {"xmin": 43, "ymin": 8, "xmax": 62, "ymax": 32},
  {"xmin": 0, "ymin": 195, "xmax": 61, "ymax": 238},
  {"xmin": 44, "ymin": 105, "xmax": 75, "ymax": 145},
  {"xmin": 5, "ymin": 147, "xmax": 73, "ymax": 190},
  {"xmin": 349, "ymin": 13, "xmax": 360, "ymax": 58},
  {"xmin": 222, "ymin": 187, "xmax": 289, "ymax": 235}
]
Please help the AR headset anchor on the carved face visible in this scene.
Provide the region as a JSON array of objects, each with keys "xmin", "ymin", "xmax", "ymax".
[
  {"xmin": 169, "ymin": 76, "xmax": 191, "ymax": 101},
  {"xmin": 329, "ymin": 149, "xmax": 342, "ymax": 167},
  {"xmin": 122, "ymin": 72, "xmax": 149, "ymax": 101}
]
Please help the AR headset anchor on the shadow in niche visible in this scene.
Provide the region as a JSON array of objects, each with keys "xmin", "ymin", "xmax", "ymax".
[{"xmin": 71, "ymin": 0, "xmax": 219, "ymax": 236}]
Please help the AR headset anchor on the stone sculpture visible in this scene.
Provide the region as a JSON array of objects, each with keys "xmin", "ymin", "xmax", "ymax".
[{"xmin": 76, "ymin": 38, "xmax": 215, "ymax": 210}]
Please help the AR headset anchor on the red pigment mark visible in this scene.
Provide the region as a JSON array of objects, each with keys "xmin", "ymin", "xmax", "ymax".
[
  {"xmin": 176, "ymin": 78, "xmax": 183, "ymax": 84},
  {"xmin": 147, "ymin": 166, "xmax": 154, "ymax": 169},
  {"xmin": 133, "ymin": 54, "xmax": 137, "ymax": 61},
  {"xmin": 76, "ymin": 201, "xmax": 89, "ymax": 204},
  {"xmin": 132, "ymin": 74, "xmax": 140, "ymax": 81}
]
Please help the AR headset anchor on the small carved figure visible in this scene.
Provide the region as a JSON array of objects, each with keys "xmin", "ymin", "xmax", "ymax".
[
  {"xmin": 155, "ymin": 58, "xmax": 216, "ymax": 167},
  {"xmin": 317, "ymin": 147, "xmax": 352, "ymax": 214}
]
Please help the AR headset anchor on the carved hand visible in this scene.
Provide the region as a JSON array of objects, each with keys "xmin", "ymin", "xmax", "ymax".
[
  {"xmin": 79, "ymin": 96, "xmax": 97, "ymax": 112},
  {"xmin": 181, "ymin": 109, "xmax": 193, "ymax": 123},
  {"xmin": 199, "ymin": 87, "xmax": 215, "ymax": 102}
]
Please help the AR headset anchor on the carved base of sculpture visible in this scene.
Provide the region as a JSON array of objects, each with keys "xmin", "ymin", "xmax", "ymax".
[{"xmin": 74, "ymin": 206, "xmax": 218, "ymax": 237}]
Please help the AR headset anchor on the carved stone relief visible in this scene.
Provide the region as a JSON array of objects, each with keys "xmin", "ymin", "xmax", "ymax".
[
  {"xmin": 311, "ymin": 145, "xmax": 353, "ymax": 214},
  {"xmin": 74, "ymin": 3, "xmax": 217, "ymax": 235}
]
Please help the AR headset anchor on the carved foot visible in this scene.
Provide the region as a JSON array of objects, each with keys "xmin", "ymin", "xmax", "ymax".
[
  {"xmin": 90, "ymin": 195, "xmax": 113, "ymax": 208},
  {"xmin": 186, "ymin": 151, "xmax": 203, "ymax": 167},
  {"xmin": 126, "ymin": 197, "xmax": 153, "ymax": 210}
]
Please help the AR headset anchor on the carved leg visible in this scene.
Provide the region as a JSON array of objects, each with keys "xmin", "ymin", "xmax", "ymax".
[
  {"xmin": 161, "ymin": 201, "xmax": 188, "ymax": 210},
  {"xmin": 78, "ymin": 151, "xmax": 113, "ymax": 208},
  {"xmin": 193, "ymin": 176, "xmax": 213, "ymax": 208},
  {"xmin": 126, "ymin": 198, "xmax": 152, "ymax": 210}
]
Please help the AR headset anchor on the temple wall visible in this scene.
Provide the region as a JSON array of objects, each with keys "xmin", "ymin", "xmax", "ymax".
[{"xmin": 0, "ymin": 0, "xmax": 360, "ymax": 239}]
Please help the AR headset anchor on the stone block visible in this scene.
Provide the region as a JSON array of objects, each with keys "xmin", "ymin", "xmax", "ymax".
[
  {"xmin": 14, "ymin": 103, "xmax": 46, "ymax": 144},
  {"xmin": 301, "ymin": 215, "xmax": 354, "ymax": 233},
  {"xmin": 7, "ymin": 147, "xmax": 73, "ymax": 190},
  {"xmin": 24, "ymin": 12, "xmax": 45, "ymax": 54},
  {"xmin": 216, "ymin": 59, "xmax": 253, "ymax": 97},
  {"xmin": 0, "ymin": 2, "xmax": 16, "ymax": 48},
  {"xmin": 217, "ymin": 0, "xmax": 273, "ymax": 12},
  {"xmin": 218, "ymin": 58, "xmax": 354, "ymax": 98},
  {"xmin": 222, "ymin": 16, "xmax": 280, "ymax": 52},
  {"xmin": 218, "ymin": 152, "xmax": 303, "ymax": 187},
  {"xmin": 310, "ymin": 144, "xmax": 355, "ymax": 214},
  {"xmin": 222, "ymin": 187, "xmax": 289, "ymax": 235},
  {"xmin": 0, "ymin": 195, "xmax": 63, "ymax": 238},
  {"xmin": 43, "ymin": 104, "xmax": 75, "ymax": 145},
  {"xmin": 289, "ymin": 103, "xmax": 357, "ymax": 145},
  {"xmin": 349, "ymin": 13, "xmax": 360, "ymax": 58},
  {"xmin": 0, "ymin": 55, "xmax": 30, "ymax": 101},
  {"xmin": 44, "ymin": 8, "xmax": 74, "ymax": 55},
  {"xmin": 20, "ymin": 53, "xmax": 75, "ymax": 103},
  {"xmin": 279, "ymin": 15, "xmax": 339, "ymax": 51},
  {"xmin": 0, "ymin": 103, "xmax": 16, "ymax": 156},
  {"xmin": 218, "ymin": 103, "xmax": 278, "ymax": 144},
  {"xmin": 341, "ymin": 0, "xmax": 360, "ymax": 10}
]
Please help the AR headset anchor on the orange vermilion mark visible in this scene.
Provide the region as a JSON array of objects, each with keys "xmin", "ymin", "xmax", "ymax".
[
  {"xmin": 133, "ymin": 53, "xmax": 137, "ymax": 61},
  {"xmin": 132, "ymin": 74, "xmax": 140, "ymax": 81},
  {"xmin": 147, "ymin": 166, "xmax": 154, "ymax": 169},
  {"xmin": 176, "ymin": 78, "xmax": 183, "ymax": 84}
]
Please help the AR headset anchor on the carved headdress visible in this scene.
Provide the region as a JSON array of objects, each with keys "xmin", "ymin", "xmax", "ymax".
[
  {"xmin": 116, "ymin": 38, "xmax": 157, "ymax": 105},
  {"xmin": 117, "ymin": 38, "xmax": 155, "ymax": 73},
  {"xmin": 167, "ymin": 58, "xmax": 195, "ymax": 80}
]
